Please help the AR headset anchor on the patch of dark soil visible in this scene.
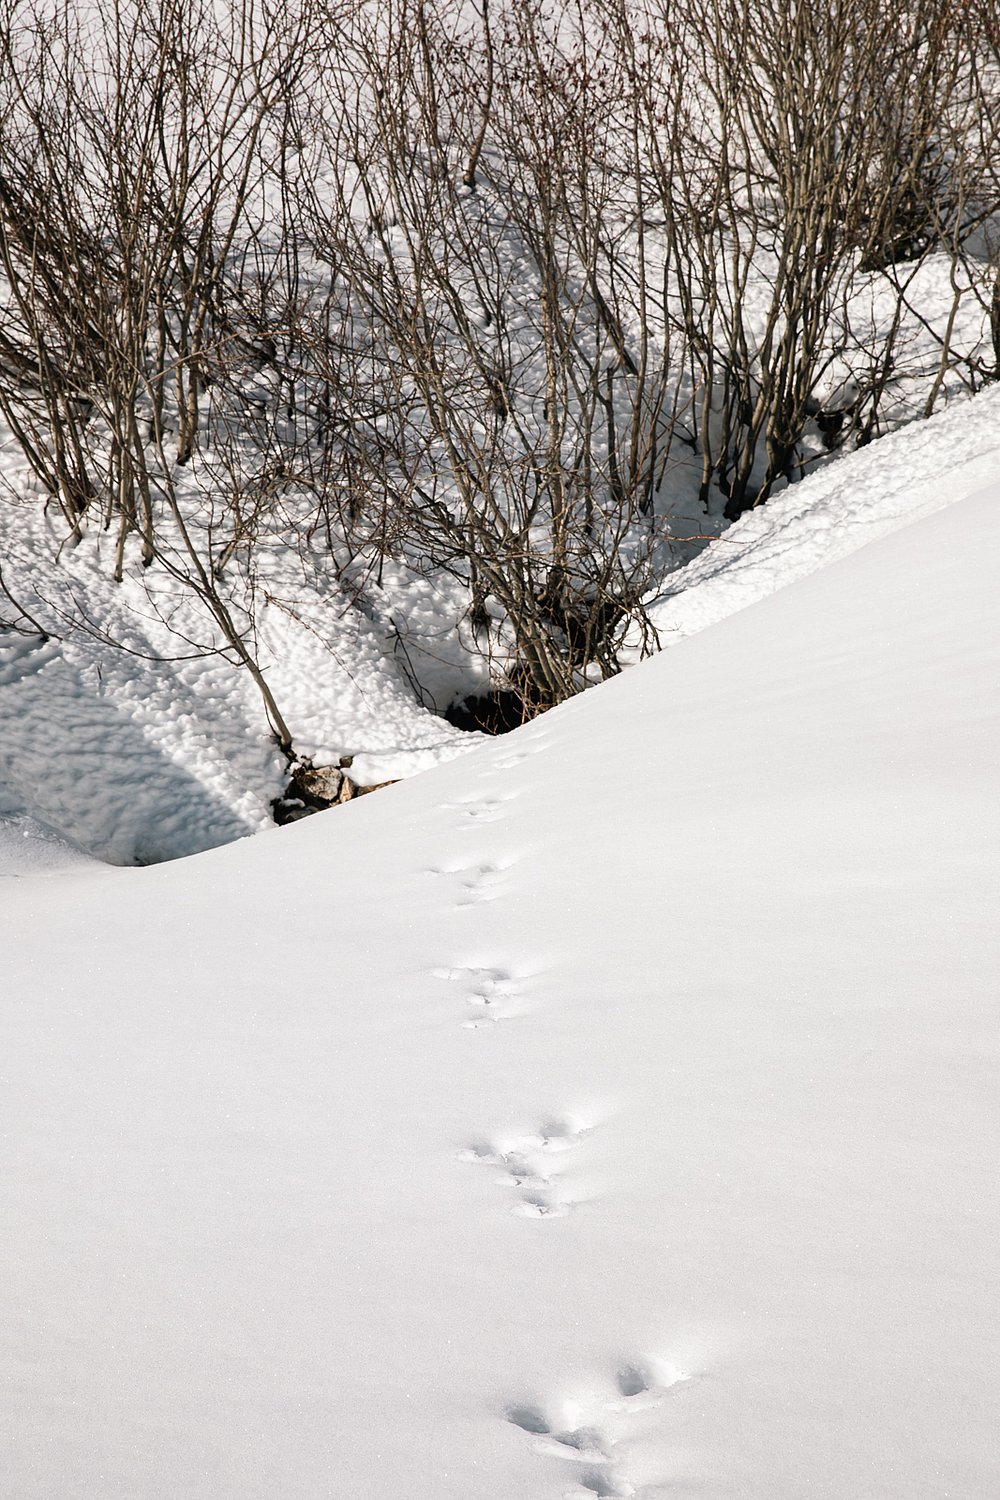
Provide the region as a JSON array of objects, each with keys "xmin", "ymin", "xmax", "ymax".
[{"xmin": 444, "ymin": 688, "xmax": 528, "ymax": 735}]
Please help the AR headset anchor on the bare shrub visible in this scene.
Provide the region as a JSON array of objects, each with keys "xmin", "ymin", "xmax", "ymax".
[{"xmin": 0, "ymin": 0, "xmax": 996, "ymax": 740}]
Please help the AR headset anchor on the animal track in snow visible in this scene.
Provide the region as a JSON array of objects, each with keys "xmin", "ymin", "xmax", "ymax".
[
  {"xmin": 508, "ymin": 1406, "xmax": 613, "ymax": 1463},
  {"xmin": 606, "ymin": 1361, "xmax": 687, "ymax": 1413},
  {"xmin": 431, "ymin": 964, "xmax": 521, "ymax": 1026},
  {"xmin": 506, "ymin": 1405, "xmax": 630, "ymax": 1495},
  {"xmin": 490, "ymin": 729, "xmax": 552, "ymax": 772},
  {"xmin": 567, "ymin": 1470, "xmax": 633, "ymax": 1498},
  {"xmin": 431, "ymin": 860, "xmax": 509, "ymax": 907},
  {"xmin": 459, "ymin": 1118, "xmax": 589, "ymax": 1217},
  {"xmin": 441, "ymin": 794, "xmax": 515, "ymax": 825},
  {"xmin": 506, "ymin": 1362, "xmax": 688, "ymax": 1498},
  {"xmin": 453, "ymin": 862, "xmax": 505, "ymax": 905},
  {"xmin": 492, "ymin": 752, "xmax": 527, "ymax": 770}
]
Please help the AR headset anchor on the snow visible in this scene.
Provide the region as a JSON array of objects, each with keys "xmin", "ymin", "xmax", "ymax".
[
  {"xmin": 2, "ymin": 468, "xmax": 998, "ymax": 1496},
  {"xmin": 0, "ymin": 809, "xmax": 100, "ymax": 877}
]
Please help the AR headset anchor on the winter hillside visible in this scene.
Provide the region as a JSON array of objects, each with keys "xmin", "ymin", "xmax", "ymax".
[
  {"xmin": 2, "ymin": 1, "xmax": 999, "ymax": 1489},
  {"xmin": 2, "ymin": 465, "xmax": 998, "ymax": 1497}
]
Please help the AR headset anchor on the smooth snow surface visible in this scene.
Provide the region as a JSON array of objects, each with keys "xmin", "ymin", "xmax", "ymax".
[{"xmin": 3, "ymin": 477, "xmax": 998, "ymax": 1497}]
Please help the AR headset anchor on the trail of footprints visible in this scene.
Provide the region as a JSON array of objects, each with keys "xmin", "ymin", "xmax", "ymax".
[
  {"xmin": 431, "ymin": 790, "xmax": 519, "ymax": 910},
  {"xmin": 433, "ymin": 747, "xmax": 685, "ymax": 1495}
]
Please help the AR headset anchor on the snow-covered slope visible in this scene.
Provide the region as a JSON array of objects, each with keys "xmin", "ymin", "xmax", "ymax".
[
  {"xmin": 644, "ymin": 381, "xmax": 1000, "ymax": 645},
  {"xmin": 2, "ymin": 473, "xmax": 998, "ymax": 1497}
]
